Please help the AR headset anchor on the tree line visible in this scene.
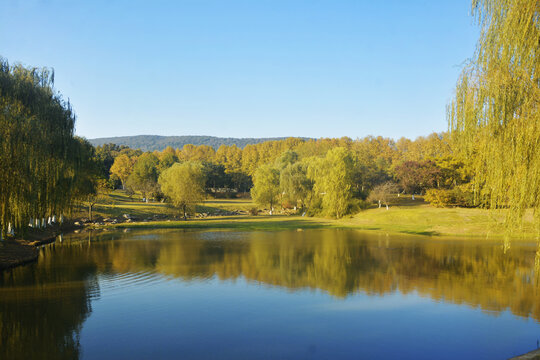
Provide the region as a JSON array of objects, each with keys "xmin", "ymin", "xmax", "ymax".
[{"xmin": 98, "ymin": 132, "xmax": 472, "ymax": 218}]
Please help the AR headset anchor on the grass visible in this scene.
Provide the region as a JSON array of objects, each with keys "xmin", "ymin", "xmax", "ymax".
[
  {"xmin": 333, "ymin": 195, "xmax": 538, "ymax": 239},
  {"xmin": 80, "ymin": 190, "xmax": 538, "ymax": 239},
  {"xmin": 75, "ymin": 191, "xmax": 256, "ymax": 220}
]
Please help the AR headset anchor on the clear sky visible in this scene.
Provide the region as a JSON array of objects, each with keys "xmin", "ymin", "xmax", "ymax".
[{"xmin": 0, "ymin": 0, "xmax": 479, "ymax": 140}]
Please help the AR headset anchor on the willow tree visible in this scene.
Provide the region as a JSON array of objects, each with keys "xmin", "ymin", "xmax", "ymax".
[
  {"xmin": 308, "ymin": 147, "xmax": 358, "ymax": 219},
  {"xmin": 449, "ymin": 0, "xmax": 540, "ymax": 229},
  {"xmin": 0, "ymin": 58, "xmax": 91, "ymax": 237}
]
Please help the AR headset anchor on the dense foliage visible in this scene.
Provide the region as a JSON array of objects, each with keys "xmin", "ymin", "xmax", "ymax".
[
  {"xmin": 93, "ymin": 133, "xmax": 467, "ymax": 218},
  {"xmin": 0, "ymin": 59, "xmax": 97, "ymax": 236},
  {"xmin": 159, "ymin": 162, "xmax": 206, "ymax": 219},
  {"xmin": 449, "ymin": 0, "xmax": 540, "ymax": 227}
]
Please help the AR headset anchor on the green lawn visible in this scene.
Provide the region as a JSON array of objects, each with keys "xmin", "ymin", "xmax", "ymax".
[
  {"xmin": 80, "ymin": 190, "xmax": 538, "ymax": 239},
  {"xmin": 336, "ymin": 205, "xmax": 525, "ymax": 238}
]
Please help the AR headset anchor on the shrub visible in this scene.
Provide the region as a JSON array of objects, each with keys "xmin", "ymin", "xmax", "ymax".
[
  {"xmin": 425, "ymin": 186, "xmax": 475, "ymax": 208},
  {"xmin": 349, "ymin": 199, "xmax": 370, "ymax": 213}
]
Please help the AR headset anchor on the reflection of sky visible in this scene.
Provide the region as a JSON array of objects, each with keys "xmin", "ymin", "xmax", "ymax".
[{"xmin": 80, "ymin": 276, "xmax": 540, "ymax": 360}]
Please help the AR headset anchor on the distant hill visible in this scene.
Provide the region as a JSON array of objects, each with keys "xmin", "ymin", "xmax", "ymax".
[{"xmin": 88, "ymin": 135, "xmax": 301, "ymax": 151}]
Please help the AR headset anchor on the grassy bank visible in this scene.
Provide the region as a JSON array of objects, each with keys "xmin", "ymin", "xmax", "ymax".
[
  {"xmin": 110, "ymin": 209, "xmax": 537, "ymax": 239},
  {"xmin": 77, "ymin": 191, "xmax": 256, "ymax": 220},
  {"xmin": 337, "ymin": 205, "xmax": 537, "ymax": 238},
  {"xmin": 78, "ymin": 190, "xmax": 538, "ymax": 239}
]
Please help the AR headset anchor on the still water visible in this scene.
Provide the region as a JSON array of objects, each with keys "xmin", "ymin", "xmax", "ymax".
[{"xmin": 1, "ymin": 229, "xmax": 540, "ymax": 359}]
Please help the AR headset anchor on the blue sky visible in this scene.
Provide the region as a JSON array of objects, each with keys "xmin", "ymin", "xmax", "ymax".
[{"xmin": 0, "ymin": 0, "xmax": 479, "ymax": 140}]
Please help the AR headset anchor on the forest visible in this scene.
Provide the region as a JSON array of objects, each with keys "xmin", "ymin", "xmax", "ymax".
[{"xmin": 98, "ymin": 132, "xmax": 469, "ymax": 218}]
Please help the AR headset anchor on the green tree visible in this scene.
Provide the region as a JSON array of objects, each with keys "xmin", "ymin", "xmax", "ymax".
[
  {"xmin": 202, "ymin": 162, "xmax": 231, "ymax": 191},
  {"xmin": 251, "ymin": 164, "xmax": 280, "ymax": 214},
  {"xmin": 69, "ymin": 137, "xmax": 107, "ymax": 221},
  {"xmin": 449, "ymin": 0, "xmax": 540, "ymax": 228},
  {"xmin": 275, "ymin": 150, "xmax": 299, "ymax": 170},
  {"xmin": 308, "ymin": 147, "xmax": 357, "ymax": 218},
  {"xmin": 127, "ymin": 153, "xmax": 159, "ymax": 199},
  {"xmin": 280, "ymin": 161, "xmax": 313, "ymax": 212},
  {"xmin": 159, "ymin": 162, "xmax": 206, "ymax": 220},
  {"xmin": 157, "ymin": 152, "xmax": 178, "ymax": 174},
  {"xmin": 0, "ymin": 58, "xmax": 94, "ymax": 237}
]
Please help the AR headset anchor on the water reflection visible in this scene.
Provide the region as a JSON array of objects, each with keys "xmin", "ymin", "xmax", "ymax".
[
  {"xmin": 70, "ymin": 229, "xmax": 540, "ymax": 319},
  {"xmin": 0, "ymin": 241, "xmax": 98, "ymax": 359},
  {"xmin": 0, "ymin": 229, "xmax": 539, "ymax": 359}
]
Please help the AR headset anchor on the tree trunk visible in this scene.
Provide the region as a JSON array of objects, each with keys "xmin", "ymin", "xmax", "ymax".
[
  {"xmin": 183, "ymin": 205, "xmax": 187, "ymax": 221},
  {"xmin": 89, "ymin": 204, "xmax": 93, "ymax": 222}
]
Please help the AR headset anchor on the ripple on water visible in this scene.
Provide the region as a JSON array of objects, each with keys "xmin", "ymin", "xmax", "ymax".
[{"xmin": 97, "ymin": 270, "xmax": 170, "ymax": 298}]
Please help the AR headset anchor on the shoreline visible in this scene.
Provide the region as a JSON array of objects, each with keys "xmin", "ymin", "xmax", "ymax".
[
  {"xmin": 0, "ymin": 223, "xmax": 81, "ymax": 272},
  {"xmin": 0, "ymin": 233, "xmax": 58, "ymax": 272},
  {"xmin": 107, "ymin": 214, "xmax": 539, "ymax": 241},
  {"xmin": 2, "ymin": 211, "xmax": 538, "ymax": 273}
]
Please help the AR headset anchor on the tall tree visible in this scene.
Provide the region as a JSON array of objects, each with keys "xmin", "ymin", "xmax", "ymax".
[
  {"xmin": 449, "ymin": 0, "xmax": 540, "ymax": 228},
  {"xmin": 308, "ymin": 147, "xmax": 357, "ymax": 219},
  {"xmin": 280, "ymin": 161, "xmax": 313, "ymax": 211},
  {"xmin": 0, "ymin": 58, "xmax": 93, "ymax": 236},
  {"xmin": 251, "ymin": 164, "xmax": 280, "ymax": 214},
  {"xmin": 127, "ymin": 153, "xmax": 159, "ymax": 199}
]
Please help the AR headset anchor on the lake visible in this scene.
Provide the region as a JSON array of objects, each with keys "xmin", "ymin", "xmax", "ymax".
[{"xmin": 1, "ymin": 229, "xmax": 539, "ymax": 359}]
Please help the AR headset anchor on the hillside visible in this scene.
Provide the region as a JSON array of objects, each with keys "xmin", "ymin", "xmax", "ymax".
[{"xmin": 88, "ymin": 135, "xmax": 300, "ymax": 151}]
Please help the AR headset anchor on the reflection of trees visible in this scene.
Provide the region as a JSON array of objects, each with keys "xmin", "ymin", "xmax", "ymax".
[
  {"xmin": 1, "ymin": 229, "xmax": 539, "ymax": 359},
  {"xmin": 0, "ymin": 244, "xmax": 98, "ymax": 360},
  {"xmin": 107, "ymin": 230, "xmax": 540, "ymax": 321}
]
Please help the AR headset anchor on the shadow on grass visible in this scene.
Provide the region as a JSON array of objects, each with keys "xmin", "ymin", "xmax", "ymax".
[
  {"xmin": 204, "ymin": 200, "xmax": 253, "ymax": 205},
  {"xmin": 109, "ymin": 216, "xmax": 444, "ymax": 236},
  {"xmin": 400, "ymin": 230, "xmax": 440, "ymax": 236}
]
